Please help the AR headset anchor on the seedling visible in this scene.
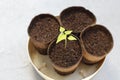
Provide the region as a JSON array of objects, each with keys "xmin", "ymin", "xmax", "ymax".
[{"xmin": 56, "ymin": 26, "xmax": 77, "ymax": 48}]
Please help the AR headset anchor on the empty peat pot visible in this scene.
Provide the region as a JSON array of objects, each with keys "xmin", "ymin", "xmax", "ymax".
[
  {"xmin": 48, "ymin": 35, "xmax": 82, "ymax": 75},
  {"xmin": 80, "ymin": 25, "xmax": 113, "ymax": 64},
  {"xmin": 60, "ymin": 6, "xmax": 96, "ymax": 33},
  {"xmin": 28, "ymin": 14, "xmax": 60, "ymax": 55}
]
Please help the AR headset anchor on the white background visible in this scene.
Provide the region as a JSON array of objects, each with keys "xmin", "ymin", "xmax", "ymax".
[{"xmin": 0, "ymin": 0, "xmax": 120, "ymax": 80}]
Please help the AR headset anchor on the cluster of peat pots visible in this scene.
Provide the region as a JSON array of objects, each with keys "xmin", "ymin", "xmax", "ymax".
[{"xmin": 28, "ymin": 6, "xmax": 113, "ymax": 75}]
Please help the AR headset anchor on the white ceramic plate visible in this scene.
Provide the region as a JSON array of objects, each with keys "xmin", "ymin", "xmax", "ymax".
[
  {"xmin": 28, "ymin": 40, "xmax": 105, "ymax": 80},
  {"xmin": 28, "ymin": 39, "xmax": 105, "ymax": 80}
]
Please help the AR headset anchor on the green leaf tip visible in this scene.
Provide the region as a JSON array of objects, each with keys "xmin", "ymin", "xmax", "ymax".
[
  {"xmin": 65, "ymin": 30, "xmax": 72, "ymax": 35},
  {"xmin": 68, "ymin": 35, "xmax": 77, "ymax": 40},
  {"xmin": 60, "ymin": 26, "xmax": 65, "ymax": 32}
]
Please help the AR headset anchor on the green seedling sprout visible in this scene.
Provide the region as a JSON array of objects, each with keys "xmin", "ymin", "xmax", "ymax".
[{"xmin": 56, "ymin": 26, "xmax": 77, "ymax": 48}]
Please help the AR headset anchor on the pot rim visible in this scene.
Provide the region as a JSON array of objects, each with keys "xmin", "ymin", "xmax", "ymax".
[
  {"xmin": 47, "ymin": 34, "xmax": 83, "ymax": 68},
  {"xmin": 80, "ymin": 24, "xmax": 114, "ymax": 57},
  {"xmin": 60, "ymin": 6, "xmax": 96, "ymax": 33},
  {"xmin": 28, "ymin": 14, "xmax": 60, "ymax": 44}
]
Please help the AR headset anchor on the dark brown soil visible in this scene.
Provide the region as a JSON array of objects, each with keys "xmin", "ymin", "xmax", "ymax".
[
  {"xmin": 49, "ymin": 40, "xmax": 82, "ymax": 67},
  {"xmin": 60, "ymin": 7, "xmax": 96, "ymax": 32},
  {"xmin": 82, "ymin": 25, "xmax": 113, "ymax": 56},
  {"xmin": 28, "ymin": 14, "xmax": 60, "ymax": 43}
]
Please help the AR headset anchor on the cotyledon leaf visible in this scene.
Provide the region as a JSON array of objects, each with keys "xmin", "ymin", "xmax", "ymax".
[
  {"xmin": 56, "ymin": 33, "xmax": 67, "ymax": 43},
  {"xmin": 65, "ymin": 30, "xmax": 72, "ymax": 35},
  {"xmin": 68, "ymin": 35, "xmax": 77, "ymax": 40},
  {"xmin": 60, "ymin": 26, "xmax": 65, "ymax": 32}
]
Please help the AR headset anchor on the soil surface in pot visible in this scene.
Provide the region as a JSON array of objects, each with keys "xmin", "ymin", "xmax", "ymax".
[
  {"xmin": 60, "ymin": 7, "xmax": 96, "ymax": 32},
  {"xmin": 49, "ymin": 40, "xmax": 82, "ymax": 67},
  {"xmin": 28, "ymin": 14, "xmax": 60, "ymax": 43},
  {"xmin": 82, "ymin": 26, "xmax": 113, "ymax": 56}
]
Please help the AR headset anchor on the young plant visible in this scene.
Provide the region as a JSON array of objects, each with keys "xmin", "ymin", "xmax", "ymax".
[{"xmin": 56, "ymin": 26, "xmax": 77, "ymax": 48}]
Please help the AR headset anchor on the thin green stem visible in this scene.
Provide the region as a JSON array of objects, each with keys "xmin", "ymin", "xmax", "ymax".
[{"xmin": 65, "ymin": 38, "xmax": 67, "ymax": 48}]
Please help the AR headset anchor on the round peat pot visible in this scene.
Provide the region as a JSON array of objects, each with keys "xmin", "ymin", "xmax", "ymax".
[
  {"xmin": 80, "ymin": 25, "xmax": 113, "ymax": 64},
  {"xmin": 60, "ymin": 6, "xmax": 96, "ymax": 33},
  {"xmin": 47, "ymin": 35, "xmax": 82, "ymax": 75},
  {"xmin": 28, "ymin": 14, "xmax": 60, "ymax": 55}
]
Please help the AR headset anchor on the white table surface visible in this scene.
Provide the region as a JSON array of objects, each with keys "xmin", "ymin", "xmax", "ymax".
[{"xmin": 0, "ymin": 0, "xmax": 119, "ymax": 80}]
